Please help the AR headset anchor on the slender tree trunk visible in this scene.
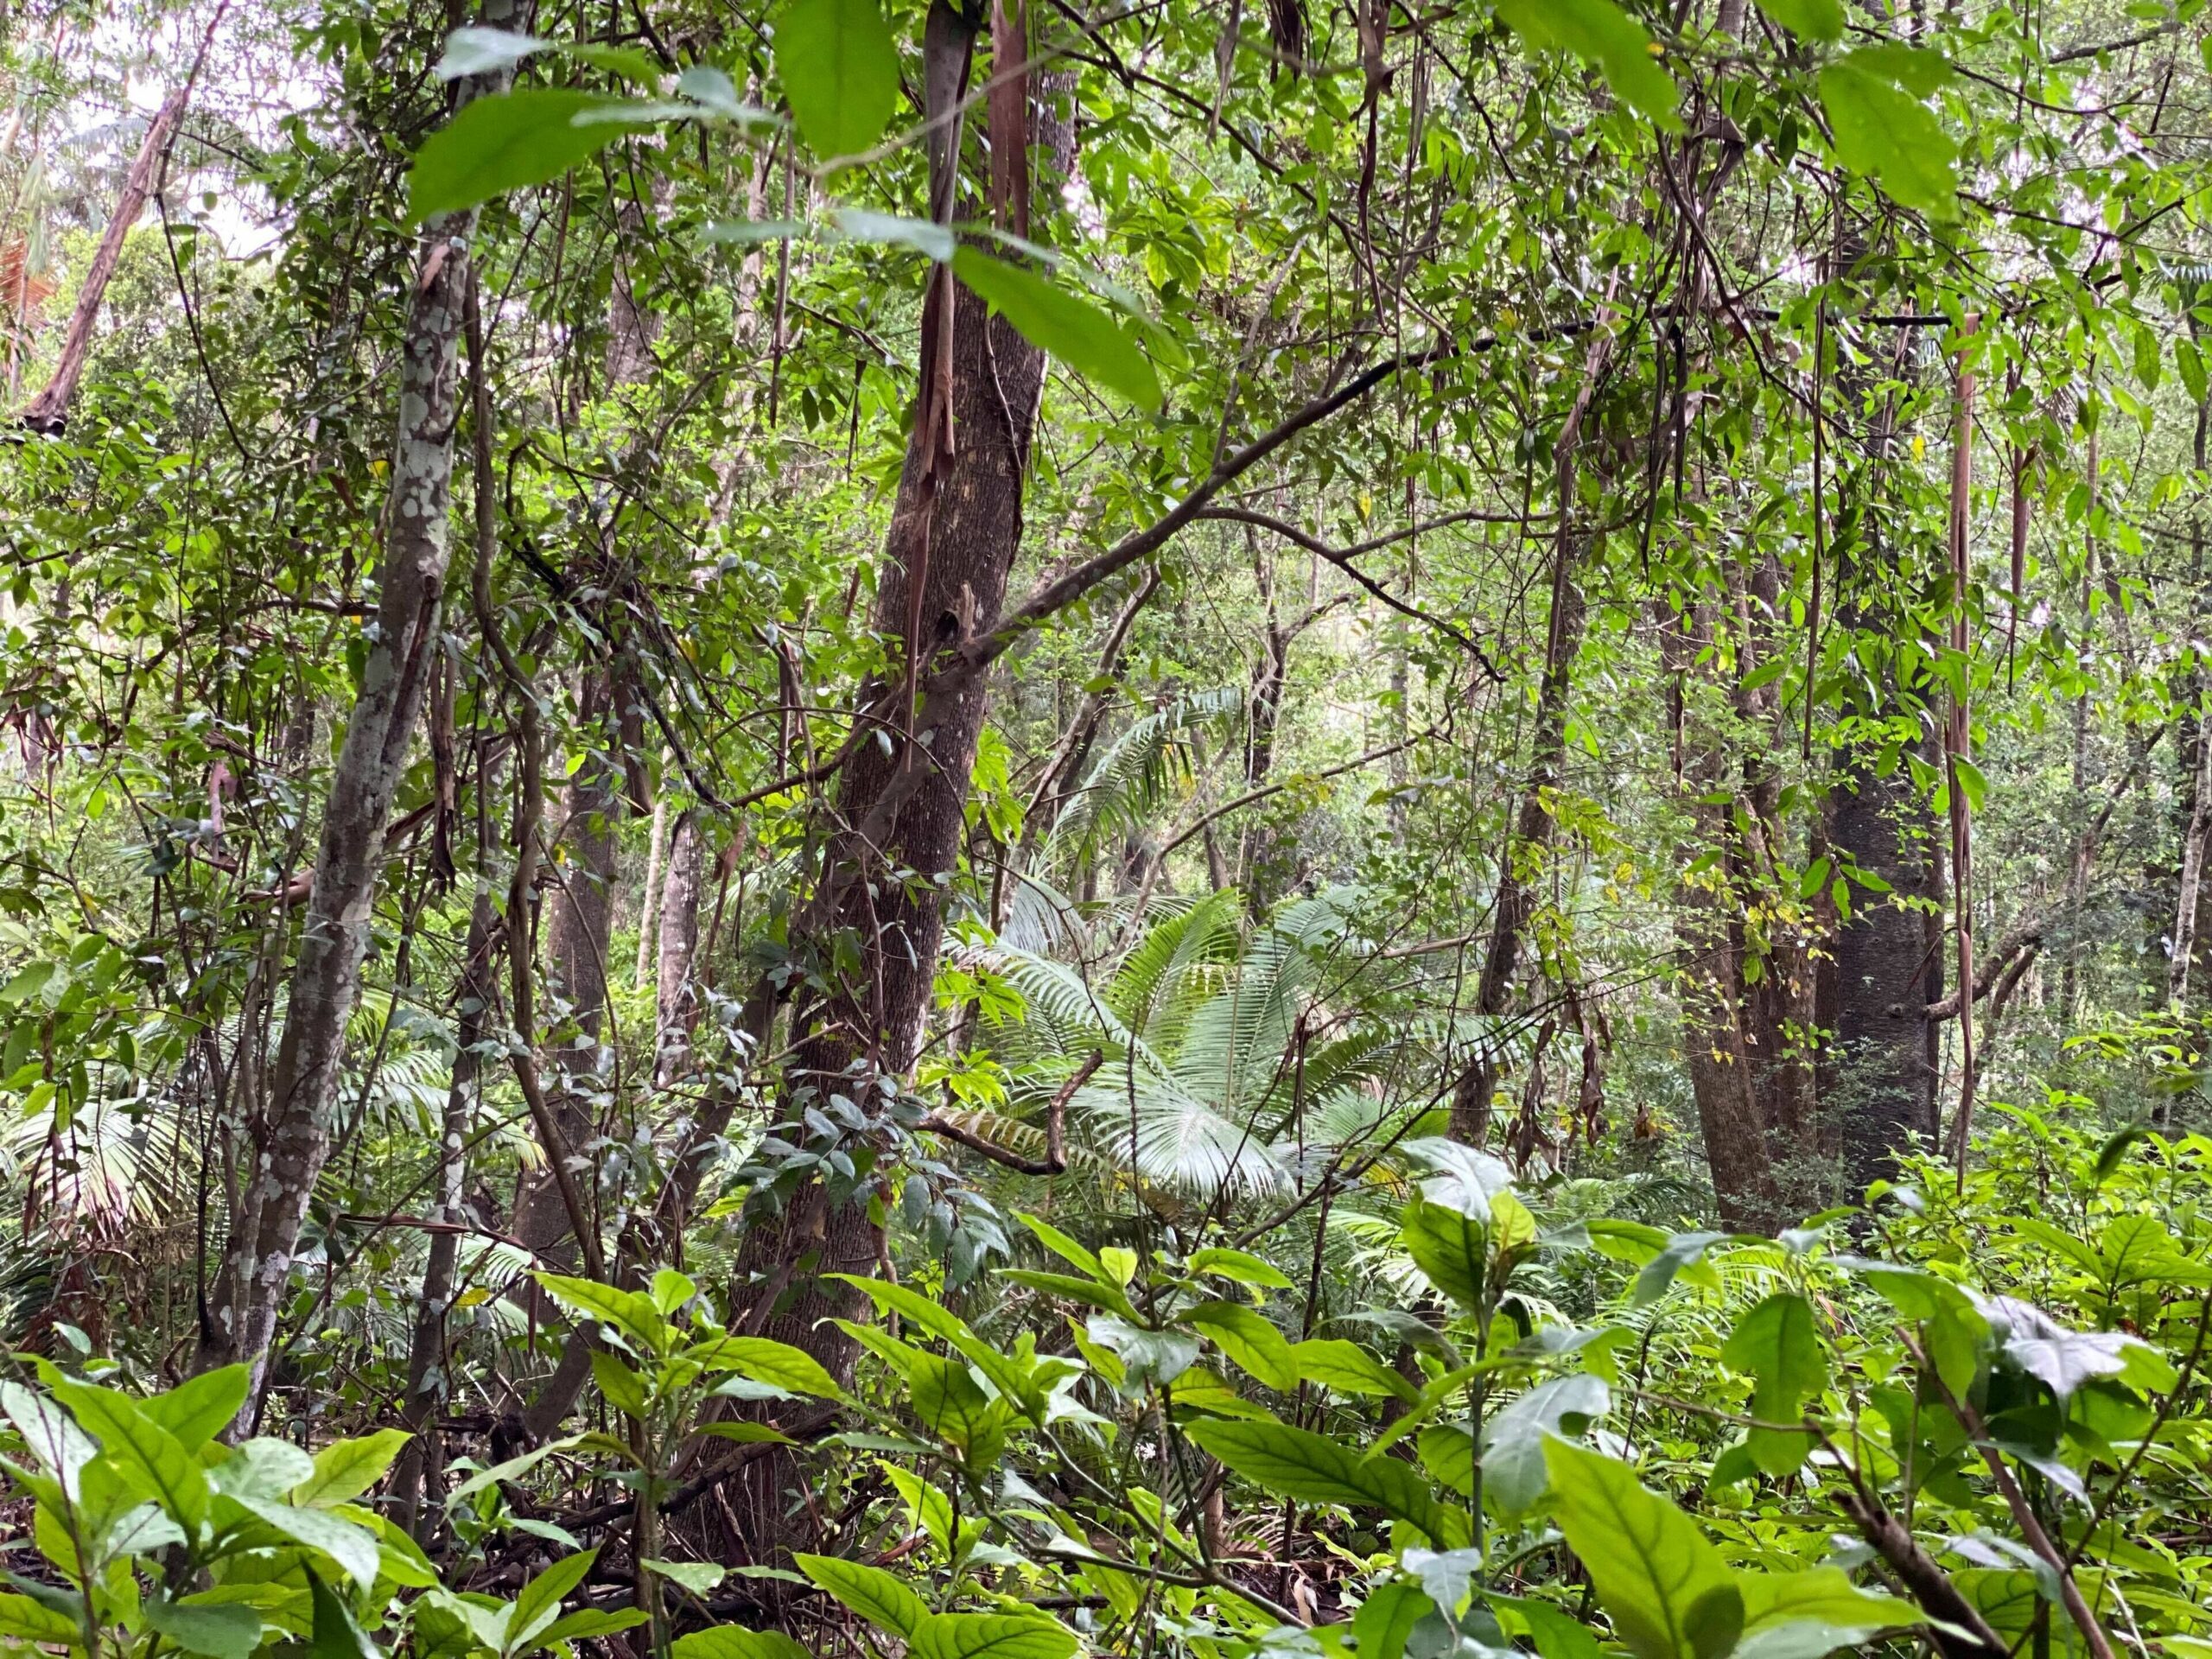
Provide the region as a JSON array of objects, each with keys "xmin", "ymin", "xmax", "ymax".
[
  {"xmin": 194, "ymin": 1, "xmax": 533, "ymax": 1409},
  {"xmin": 655, "ymin": 808, "xmax": 707, "ymax": 1086},
  {"xmin": 1446, "ymin": 302, "xmax": 1617, "ymax": 1143},
  {"xmin": 725, "ymin": 3, "xmax": 1066, "ymax": 1567},
  {"xmin": 391, "ymin": 783, "xmax": 501, "ymax": 1539},
  {"xmin": 19, "ymin": 90, "xmax": 185, "ymax": 434},
  {"xmin": 637, "ymin": 785, "xmax": 671, "ymax": 984}
]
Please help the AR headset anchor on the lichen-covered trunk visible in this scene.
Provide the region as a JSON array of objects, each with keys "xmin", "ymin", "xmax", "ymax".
[{"xmin": 195, "ymin": 1, "xmax": 531, "ymax": 1412}]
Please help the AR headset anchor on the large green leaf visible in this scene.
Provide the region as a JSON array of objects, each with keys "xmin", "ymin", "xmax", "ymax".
[
  {"xmin": 773, "ymin": 0, "xmax": 898, "ymax": 162},
  {"xmin": 950, "ymin": 249, "xmax": 1164, "ymax": 409},
  {"xmin": 1755, "ymin": 0, "xmax": 1842, "ymax": 41},
  {"xmin": 145, "ymin": 1597, "xmax": 261, "ymax": 1659},
  {"xmin": 1290, "ymin": 1338, "xmax": 1418, "ymax": 1402},
  {"xmin": 1543, "ymin": 1437, "xmax": 1743, "ymax": 1659},
  {"xmin": 1400, "ymin": 1196, "xmax": 1487, "ymax": 1308},
  {"xmin": 1183, "ymin": 1418, "xmax": 1456, "ymax": 1545},
  {"xmin": 672, "ymin": 1631, "xmax": 811, "ymax": 1659},
  {"xmin": 909, "ymin": 1612, "xmax": 1077, "ymax": 1659},
  {"xmin": 1719, "ymin": 1294, "xmax": 1827, "ymax": 1476},
  {"xmin": 405, "ymin": 91, "xmax": 652, "ymax": 222},
  {"xmin": 1816, "ymin": 48, "xmax": 1957, "ymax": 216},
  {"xmin": 512, "ymin": 1548, "xmax": 598, "ymax": 1650},
  {"xmin": 830, "ymin": 1275, "xmax": 1038, "ymax": 1418},
  {"xmin": 794, "ymin": 1554, "xmax": 926, "ymax": 1638},
  {"xmin": 292, "ymin": 1428, "xmax": 410, "ymax": 1510},
  {"xmin": 1188, "ymin": 1302, "xmax": 1300, "ymax": 1392},
  {"xmin": 305, "ymin": 1571, "xmax": 381, "ymax": 1659},
  {"xmin": 1492, "ymin": 0, "xmax": 1682, "ymax": 129},
  {"xmin": 231, "ymin": 1494, "xmax": 382, "ymax": 1588},
  {"xmin": 140, "ymin": 1366, "xmax": 250, "ymax": 1451},
  {"xmin": 50, "ymin": 1379, "xmax": 210, "ymax": 1530},
  {"xmin": 1734, "ymin": 1568, "xmax": 1923, "ymax": 1659},
  {"xmin": 1351, "ymin": 1581, "xmax": 1430, "ymax": 1659},
  {"xmin": 1481, "ymin": 1373, "xmax": 1610, "ymax": 1516},
  {"xmin": 685, "ymin": 1335, "xmax": 845, "ymax": 1399}
]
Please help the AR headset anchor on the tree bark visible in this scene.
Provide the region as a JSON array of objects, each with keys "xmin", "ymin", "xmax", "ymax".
[
  {"xmin": 723, "ymin": 2, "xmax": 1066, "ymax": 1567},
  {"xmin": 194, "ymin": 0, "xmax": 533, "ymax": 1411},
  {"xmin": 18, "ymin": 90, "xmax": 186, "ymax": 434}
]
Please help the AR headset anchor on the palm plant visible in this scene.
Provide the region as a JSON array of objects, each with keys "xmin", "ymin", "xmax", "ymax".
[{"xmin": 972, "ymin": 887, "xmax": 1410, "ymax": 1200}]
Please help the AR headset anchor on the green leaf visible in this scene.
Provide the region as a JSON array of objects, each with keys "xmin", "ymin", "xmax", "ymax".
[
  {"xmin": 1184, "ymin": 1418, "xmax": 1456, "ymax": 1545},
  {"xmin": 1482, "ymin": 1374, "xmax": 1610, "ymax": 1516},
  {"xmin": 404, "ymin": 91, "xmax": 652, "ymax": 222},
  {"xmin": 684, "ymin": 1336, "xmax": 845, "ymax": 1399},
  {"xmin": 998, "ymin": 1268, "xmax": 1139, "ymax": 1320},
  {"xmin": 1290, "ymin": 1338, "xmax": 1419, "ymax": 1402},
  {"xmin": 794, "ymin": 1554, "xmax": 927, "ymax": 1638},
  {"xmin": 146, "ymin": 1597, "xmax": 262, "ymax": 1659},
  {"xmin": 1719, "ymin": 1294, "xmax": 1827, "ymax": 1476},
  {"xmin": 49, "ymin": 1379, "xmax": 210, "ymax": 1529},
  {"xmin": 1014, "ymin": 1211, "xmax": 1110, "ymax": 1281},
  {"xmin": 141, "ymin": 1366, "xmax": 250, "ymax": 1451},
  {"xmin": 1738, "ymin": 1568, "xmax": 1923, "ymax": 1642},
  {"xmin": 532, "ymin": 1273, "xmax": 671, "ymax": 1351},
  {"xmin": 773, "ymin": 0, "xmax": 899, "ymax": 162},
  {"xmin": 672, "ymin": 1630, "xmax": 811, "ymax": 1659},
  {"xmin": 950, "ymin": 249, "xmax": 1164, "ymax": 408},
  {"xmin": 1816, "ymin": 49, "xmax": 1958, "ymax": 215},
  {"xmin": 650, "ymin": 1268, "xmax": 699, "ymax": 1313},
  {"xmin": 1755, "ymin": 0, "xmax": 1842, "ymax": 41},
  {"xmin": 306, "ymin": 1571, "xmax": 382, "ymax": 1659},
  {"xmin": 232, "ymin": 1494, "xmax": 383, "ymax": 1588},
  {"xmin": 533, "ymin": 1610, "xmax": 652, "ymax": 1649},
  {"xmin": 1837, "ymin": 1258, "xmax": 1989, "ymax": 1397},
  {"xmin": 512, "ymin": 1548, "xmax": 598, "ymax": 1650},
  {"xmin": 1187, "ymin": 1301, "xmax": 1300, "ymax": 1392},
  {"xmin": 909, "ymin": 1611, "xmax": 1077, "ymax": 1659},
  {"xmin": 292, "ymin": 1428, "xmax": 410, "ymax": 1509},
  {"xmin": 1187, "ymin": 1247, "xmax": 1296, "ymax": 1289},
  {"xmin": 645, "ymin": 1560, "xmax": 728, "ymax": 1595},
  {"xmin": 1543, "ymin": 1437, "xmax": 1744, "ymax": 1659},
  {"xmin": 1632, "ymin": 1231, "xmax": 1731, "ymax": 1305},
  {"xmin": 830, "ymin": 209, "xmax": 955, "ymax": 261},
  {"xmin": 1351, "ymin": 1580, "xmax": 1430, "ymax": 1659},
  {"xmin": 1400, "ymin": 1195, "xmax": 1488, "ymax": 1308},
  {"xmin": 591, "ymin": 1351, "xmax": 651, "ymax": 1420},
  {"xmin": 0, "ymin": 1592, "xmax": 82, "ymax": 1645},
  {"xmin": 830, "ymin": 1274, "xmax": 1039, "ymax": 1417},
  {"xmin": 1492, "ymin": 0, "xmax": 1683, "ymax": 129}
]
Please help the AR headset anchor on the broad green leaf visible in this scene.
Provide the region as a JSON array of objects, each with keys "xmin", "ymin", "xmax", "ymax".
[
  {"xmin": 1400, "ymin": 1196, "xmax": 1487, "ymax": 1307},
  {"xmin": 645, "ymin": 1560, "xmax": 727, "ymax": 1595},
  {"xmin": 50, "ymin": 1379, "xmax": 209, "ymax": 1529},
  {"xmin": 1351, "ymin": 1580, "xmax": 1430, "ymax": 1659},
  {"xmin": 1403, "ymin": 1137, "xmax": 1514, "ymax": 1220},
  {"xmin": 1482, "ymin": 1374, "xmax": 1610, "ymax": 1516},
  {"xmin": 232, "ymin": 1494, "xmax": 382, "ymax": 1587},
  {"xmin": 909, "ymin": 1611, "xmax": 1077, "ymax": 1659},
  {"xmin": 1290, "ymin": 1338, "xmax": 1418, "ymax": 1402},
  {"xmin": 146, "ymin": 1596, "xmax": 262, "ymax": 1659},
  {"xmin": 684, "ymin": 1335, "xmax": 845, "ymax": 1399},
  {"xmin": 1543, "ymin": 1437, "xmax": 1744, "ymax": 1659},
  {"xmin": 773, "ymin": 0, "xmax": 898, "ymax": 161},
  {"xmin": 907, "ymin": 1353, "xmax": 999, "ymax": 1452},
  {"xmin": 1816, "ymin": 49, "xmax": 1958, "ymax": 216},
  {"xmin": 794, "ymin": 1554, "xmax": 927, "ymax": 1638},
  {"xmin": 0, "ymin": 1592, "xmax": 81, "ymax": 1645},
  {"xmin": 650, "ymin": 1268, "xmax": 699, "ymax": 1313},
  {"xmin": 1014, "ymin": 1212, "xmax": 1110, "ymax": 1281},
  {"xmin": 671, "ymin": 1630, "xmax": 810, "ymax": 1659},
  {"xmin": 141, "ymin": 1366, "xmax": 250, "ymax": 1451},
  {"xmin": 1838, "ymin": 1258, "xmax": 1989, "ymax": 1396},
  {"xmin": 999, "ymin": 1268, "xmax": 1139, "ymax": 1320},
  {"xmin": 1, "ymin": 1380, "xmax": 96, "ymax": 1497},
  {"xmin": 1633, "ymin": 1231, "xmax": 1732, "ymax": 1305},
  {"xmin": 1188, "ymin": 1301, "xmax": 1299, "ymax": 1391},
  {"xmin": 533, "ymin": 1272, "xmax": 670, "ymax": 1351},
  {"xmin": 292, "ymin": 1428, "xmax": 410, "ymax": 1509},
  {"xmin": 305, "ymin": 1571, "xmax": 381, "ymax": 1659},
  {"xmin": 592, "ymin": 1351, "xmax": 651, "ymax": 1419},
  {"xmin": 1492, "ymin": 1592, "xmax": 1606, "ymax": 1659},
  {"xmin": 214, "ymin": 1438, "xmax": 317, "ymax": 1499},
  {"xmin": 1187, "ymin": 1247, "xmax": 1295, "ymax": 1289},
  {"xmin": 830, "ymin": 1274, "xmax": 1039, "ymax": 1417},
  {"xmin": 1492, "ymin": 0, "xmax": 1682, "ymax": 129},
  {"xmin": 512, "ymin": 1548, "xmax": 598, "ymax": 1649},
  {"xmin": 405, "ymin": 91, "xmax": 653, "ymax": 222},
  {"xmin": 1084, "ymin": 1315, "xmax": 1200, "ymax": 1391},
  {"xmin": 1184, "ymin": 1418, "xmax": 1456, "ymax": 1545},
  {"xmin": 1719, "ymin": 1294, "xmax": 1827, "ymax": 1475},
  {"xmin": 535, "ymin": 1611, "xmax": 651, "ymax": 1649},
  {"xmin": 1417, "ymin": 1424, "xmax": 1475, "ymax": 1497},
  {"xmin": 1755, "ymin": 0, "xmax": 1842, "ymax": 41},
  {"xmin": 1738, "ymin": 1568, "xmax": 1923, "ymax": 1639},
  {"xmin": 950, "ymin": 249, "xmax": 1164, "ymax": 409},
  {"xmin": 830, "ymin": 209, "xmax": 955, "ymax": 261}
]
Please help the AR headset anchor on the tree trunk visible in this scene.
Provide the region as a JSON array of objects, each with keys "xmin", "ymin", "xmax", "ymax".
[
  {"xmin": 390, "ymin": 805, "xmax": 501, "ymax": 1539},
  {"xmin": 194, "ymin": 1, "xmax": 533, "ymax": 1411},
  {"xmin": 655, "ymin": 808, "xmax": 707, "ymax": 1086},
  {"xmin": 724, "ymin": 2, "xmax": 1065, "ymax": 1567},
  {"xmin": 19, "ymin": 90, "xmax": 186, "ymax": 434}
]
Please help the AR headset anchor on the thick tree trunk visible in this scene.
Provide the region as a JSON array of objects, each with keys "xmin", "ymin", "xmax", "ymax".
[
  {"xmin": 19, "ymin": 90, "xmax": 186, "ymax": 434},
  {"xmin": 195, "ymin": 2, "xmax": 532, "ymax": 1409},
  {"xmin": 724, "ymin": 3, "xmax": 1065, "ymax": 1567},
  {"xmin": 1665, "ymin": 599, "xmax": 1781, "ymax": 1230}
]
